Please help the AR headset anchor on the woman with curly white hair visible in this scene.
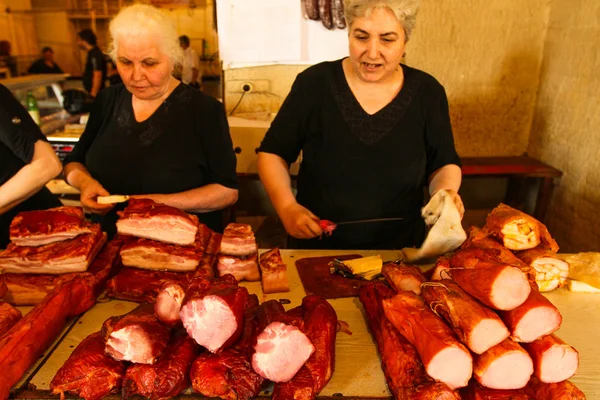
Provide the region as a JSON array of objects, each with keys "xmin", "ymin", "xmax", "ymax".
[
  {"xmin": 258, "ymin": 0, "xmax": 463, "ymax": 249},
  {"xmin": 64, "ymin": 4, "xmax": 238, "ymax": 235}
]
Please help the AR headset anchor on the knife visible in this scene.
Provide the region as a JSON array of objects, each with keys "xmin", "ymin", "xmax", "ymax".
[
  {"xmin": 97, "ymin": 195, "xmax": 129, "ymax": 204},
  {"xmin": 333, "ymin": 217, "xmax": 405, "ymax": 226}
]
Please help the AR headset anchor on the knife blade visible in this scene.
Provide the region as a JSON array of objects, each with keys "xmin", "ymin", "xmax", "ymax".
[
  {"xmin": 97, "ymin": 195, "xmax": 129, "ymax": 204},
  {"xmin": 333, "ymin": 217, "xmax": 405, "ymax": 226}
]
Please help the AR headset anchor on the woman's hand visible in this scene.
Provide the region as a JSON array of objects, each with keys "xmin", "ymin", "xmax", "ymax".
[
  {"xmin": 80, "ymin": 177, "xmax": 114, "ymax": 215},
  {"xmin": 279, "ymin": 202, "xmax": 323, "ymax": 239}
]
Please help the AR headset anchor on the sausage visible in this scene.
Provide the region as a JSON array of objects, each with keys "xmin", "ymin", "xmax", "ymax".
[
  {"xmin": 524, "ymin": 376, "xmax": 586, "ymax": 400},
  {"xmin": 318, "ymin": 0, "xmax": 334, "ymax": 29},
  {"xmin": 382, "ymin": 291, "xmax": 472, "ymax": 389},
  {"xmin": 427, "ymin": 256, "xmax": 452, "ymax": 281},
  {"xmin": 473, "ymin": 339, "xmax": 533, "ymax": 390},
  {"xmin": 421, "ymin": 280, "xmax": 509, "ymax": 354},
  {"xmin": 154, "ymin": 282, "xmax": 185, "ymax": 326},
  {"xmin": 522, "ymin": 334, "xmax": 579, "ymax": 383},
  {"xmin": 0, "ymin": 302, "xmax": 22, "ymax": 338},
  {"xmin": 383, "ymin": 263, "xmax": 426, "ymax": 295},
  {"xmin": 332, "ymin": 0, "xmax": 346, "ymax": 29},
  {"xmin": 305, "ymin": 0, "xmax": 320, "ymax": 20},
  {"xmin": 446, "ymin": 263, "xmax": 530, "ymax": 310},
  {"xmin": 498, "ymin": 288, "xmax": 562, "ymax": 343}
]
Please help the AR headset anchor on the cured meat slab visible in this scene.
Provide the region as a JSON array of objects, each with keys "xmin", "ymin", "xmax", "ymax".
[
  {"xmin": 217, "ymin": 254, "xmax": 260, "ymax": 282},
  {"xmin": 219, "ymin": 223, "xmax": 257, "ymax": 256},
  {"xmin": 522, "ymin": 334, "xmax": 579, "ymax": 383},
  {"xmin": 1, "ymin": 238, "xmax": 123, "ymax": 305},
  {"xmin": 50, "ymin": 331, "xmax": 126, "ymax": 400},
  {"xmin": 0, "ymin": 225, "xmax": 106, "ymax": 274},
  {"xmin": 116, "ymin": 198, "xmax": 199, "ymax": 246},
  {"xmin": 9, "ymin": 206, "xmax": 91, "ymax": 246},
  {"xmin": 0, "ymin": 302, "xmax": 22, "ymax": 338},
  {"xmin": 102, "ymin": 303, "xmax": 171, "ymax": 364},
  {"xmin": 180, "ymin": 275, "xmax": 249, "ymax": 353},
  {"xmin": 473, "ymin": 339, "xmax": 533, "ymax": 390},
  {"xmin": 382, "ymin": 291, "xmax": 473, "ymax": 389},
  {"xmin": 524, "ymin": 377, "xmax": 586, "ymax": 399},
  {"xmin": 259, "ymin": 247, "xmax": 290, "ymax": 294},
  {"xmin": 421, "ymin": 280, "xmax": 509, "ymax": 354},
  {"xmin": 154, "ymin": 282, "xmax": 186, "ymax": 326},
  {"xmin": 191, "ymin": 295, "xmax": 264, "ymax": 400},
  {"xmin": 358, "ymin": 283, "xmax": 459, "ymax": 399},
  {"xmin": 383, "ymin": 263, "xmax": 426, "ymax": 295},
  {"xmin": 123, "ymin": 333, "xmax": 200, "ymax": 399},
  {"xmin": 460, "ymin": 381, "xmax": 529, "ymax": 399},
  {"xmin": 296, "ymin": 254, "xmax": 369, "ymax": 298},
  {"xmin": 0, "ymin": 275, "xmax": 96, "ymax": 400},
  {"xmin": 120, "ymin": 236, "xmax": 202, "ymax": 272},
  {"xmin": 484, "ymin": 204, "xmax": 558, "ymax": 252}
]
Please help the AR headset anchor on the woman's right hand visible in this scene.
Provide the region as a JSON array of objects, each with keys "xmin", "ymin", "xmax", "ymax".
[
  {"xmin": 279, "ymin": 202, "xmax": 323, "ymax": 239},
  {"xmin": 79, "ymin": 177, "xmax": 114, "ymax": 215}
]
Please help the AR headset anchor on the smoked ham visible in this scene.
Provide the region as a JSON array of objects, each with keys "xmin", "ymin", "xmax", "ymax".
[
  {"xmin": 358, "ymin": 283, "xmax": 458, "ymax": 398},
  {"xmin": 522, "ymin": 334, "xmax": 579, "ymax": 383},
  {"xmin": 252, "ymin": 300, "xmax": 315, "ymax": 383},
  {"xmin": 258, "ymin": 247, "xmax": 290, "ymax": 293},
  {"xmin": 116, "ymin": 198, "xmax": 199, "ymax": 246},
  {"xmin": 217, "ymin": 254, "xmax": 260, "ymax": 282},
  {"xmin": 421, "ymin": 280, "xmax": 509, "ymax": 354},
  {"xmin": 180, "ymin": 274, "xmax": 248, "ymax": 353},
  {"xmin": 122, "ymin": 332, "xmax": 200, "ymax": 399},
  {"xmin": 191, "ymin": 295, "xmax": 264, "ymax": 400},
  {"xmin": 0, "ymin": 302, "xmax": 22, "ymax": 338},
  {"xmin": 383, "ymin": 263, "xmax": 426, "ymax": 295},
  {"xmin": 120, "ymin": 237, "xmax": 202, "ymax": 272},
  {"xmin": 524, "ymin": 376, "xmax": 586, "ymax": 399},
  {"xmin": 50, "ymin": 332, "xmax": 126, "ymax": 400},
  {"xmin": 446, "ymin": 263, "xmax": 530, "ymax": 310},
  {"xmin": 498, "ymin": 288, "xmax": 562, "ymax": 343},
  {"xmin": 516, "ymin": 247, "xmax": 569, "ymax": 292},
  {"xmin": 9, "ymin": 206, "xmax": 91, "ymax": 246},
  {"xmin": 0, "ymin": 275, "xmax": 96, "ymax": 400},
  {"xmin": 102, "ymin": 303, "xmax": 171, "ymax": 364},
  {"xmin": 0, "ymin": 225, "xmax": 106, "ymax": 274},
  {"xmin": 219, "ymin": 223, "xmax": 257, "ymax": 256},
  {"xmin": 484, "ymin": 204, "xmax": 558, "ymax": 251},
  {"xmin": 382, "ymin": 291, "xmax": 473, "ymax": 389},
  {"xmin": 473, "ymin": 339, "xmax": 533, "ymax": 390},
  {"xmin": 154, "ymin": 282, "xmax": 186, "ymax": 326}
]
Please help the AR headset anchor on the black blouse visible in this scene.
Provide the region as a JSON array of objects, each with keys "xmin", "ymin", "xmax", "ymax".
[
  {"xmin": 0, "ymin": 84, "xmax": 61, "ymax": 248},
  {"xmin": 64, "ymin": 83, "xmax": 238, "ymax": 234},
  {"xmin": 259, "ymin": 60, "xmax": 460, "ymax": 250}
]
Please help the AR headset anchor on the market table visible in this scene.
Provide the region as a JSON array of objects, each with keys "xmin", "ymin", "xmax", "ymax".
[{"xmin": 11, "ymin": 250, "xmax": 600, "ymax": 399}]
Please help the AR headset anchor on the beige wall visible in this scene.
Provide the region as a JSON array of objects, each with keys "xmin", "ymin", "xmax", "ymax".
[
  {"xmin": 223, "ymin": 0, "xmax": 551, "ymax": 158},
  {"xmin": 34, "ymin": 12, "xmax": 80, "ymax": 75},
  {"xmin": 0, "ymin": 0, "xmax": 39, "ymax": 56},
  {"xmin": 528, "ymin": 0, "xmax": 600, "ymax": 252}
]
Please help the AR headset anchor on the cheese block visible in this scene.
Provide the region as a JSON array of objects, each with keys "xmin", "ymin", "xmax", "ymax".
[
  {"xmin": 557, "ymin": 252, "xmax": 600, "ymax": 289},
  {"xmin": 567, "ymin": 279, "xmax": 600, "ymax": 293},
  {"xmin": 342, "ymin": 255, "xmax": 383, "ymax": 280}
]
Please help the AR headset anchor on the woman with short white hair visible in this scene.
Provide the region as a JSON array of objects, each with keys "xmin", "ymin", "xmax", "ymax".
[
  {"xmin": 258, "ymin": 0, "xmax": 463, "ymax": 249},
  {"xmin": 64, "ymin": 4, "xmax": 238, "ymax": 235}
]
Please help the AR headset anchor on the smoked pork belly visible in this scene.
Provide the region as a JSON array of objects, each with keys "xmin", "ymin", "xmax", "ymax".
[{"xmin": 219, "ymin": 223, "xmax": 257, "ymax": 256}]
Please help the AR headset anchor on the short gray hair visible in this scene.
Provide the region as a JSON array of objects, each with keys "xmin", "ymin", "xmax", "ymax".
[
  {"xmin": 108, "ymin": 4, "xmax": 183, "ymax": 69},
  {"xmin": 343, "ymin": 0, "xmax": 420, "ymax": 41}
]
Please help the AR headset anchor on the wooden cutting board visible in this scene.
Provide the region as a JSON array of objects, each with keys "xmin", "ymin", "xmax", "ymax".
[{"xmin": 295, "ymin": 254, "xmax": 373, "ymax": 299}]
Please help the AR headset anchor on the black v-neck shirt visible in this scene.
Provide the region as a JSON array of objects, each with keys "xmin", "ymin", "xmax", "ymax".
[
  {"xmin": 259, "ymin": 59, "xmax": 460, "ymax": 249},
  {"xmin": 65, "ymin": 83, "xmax": 238, "ymax": 234}
]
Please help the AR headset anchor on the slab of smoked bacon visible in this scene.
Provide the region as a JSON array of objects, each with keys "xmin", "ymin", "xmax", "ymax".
[{"xmin": 9, "ymin": 206, "xmax": 91, "ymax": 246}]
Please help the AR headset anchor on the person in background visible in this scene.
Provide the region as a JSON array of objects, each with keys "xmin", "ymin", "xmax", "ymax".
[
  {"xmin": 0, "ymin": 84, "xmax": 63, "ymax": 248},
  {"xmin": 77, "ymin": 29, "xmax": 107, "ymax": 97},
  {"xmin": 258, "ymin": 0, "xmax": 464, "ymax": 250},
  {"xmin": 105, "ymin": 55, "xmax": 123, "ymax": 86},
  {"xmin": 63, "ymin": 4, "xmax": 238, "ymax": 237},
  {"xmin": 178, "ymin": 35, "xmax": 201, "ymax": 89},
  {"xmin": 0, "ymin": 40, "xmax": 17, "ymax": 77},
  {"xmin": 28, "ymin": 47, "xmax": 63, "ymax": 74}
]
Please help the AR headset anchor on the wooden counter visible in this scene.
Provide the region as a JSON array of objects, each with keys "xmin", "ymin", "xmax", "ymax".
[{"xmin": 11, "ymin": 250, "xmax": 600, "ymax": 398}]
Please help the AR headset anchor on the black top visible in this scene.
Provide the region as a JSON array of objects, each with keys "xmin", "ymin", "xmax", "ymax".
[
  {"xmin": 64, "ymin": 83, "xmax": 239, "ymax": 235},
  {"xmin": 0, "ymin": 84, "xmax": 61, "ymax": 248},
  {"xmin": 82, "ymin": 47, "xmax": 107, "ymax": 94},
  {"xmin": 259, "ymin": 59, "xmax": 460, "ymax": 250},
  {"xmin": 27, "ymin": 59, "xmax": 63, "ymax": 74}
]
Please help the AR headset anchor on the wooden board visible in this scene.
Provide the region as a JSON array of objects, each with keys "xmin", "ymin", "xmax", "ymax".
[{"xmin": 14, "ymin": 250, "xmax": 600, "ymax": 398}]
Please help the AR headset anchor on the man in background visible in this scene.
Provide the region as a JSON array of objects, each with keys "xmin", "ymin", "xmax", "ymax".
[
  {"xmin": 28, "ymin": 47, "xmax": 63, "ymax": 74},
  {"xmin": 77, "ymin": 29, "xmax": 107, "ymax": 97},
  {"xmin": 179, "ymin": 35, "xmax": 200, "ymax": 89}
]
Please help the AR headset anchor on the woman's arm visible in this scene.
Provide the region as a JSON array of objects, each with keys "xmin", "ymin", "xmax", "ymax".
[
  {"xmin": 428, "ymin": 164, "xmax": 464, "ymax": 217},
  {"xmin": 0, "ymin": 140, "xmax": 62, "ymax": 214},
  {"xmin": 130, "ymin": 184, "xmax": 238, "ymax": 214},
  {"xmin": 63, "ymin": 162, "xmax": 113, "ymax": 214},
  {"xmin": 258, "ymin": 152, "xmax": 322, "ymax": 239}
]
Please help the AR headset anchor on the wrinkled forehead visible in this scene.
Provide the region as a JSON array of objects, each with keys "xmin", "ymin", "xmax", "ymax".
[
  {"xmin": 349, "ymin": 6, "xmax": 404, "ymax": 34},
  {"xmin": 116, "ymin": 34, "xmax": 166, "ymax": 61}
]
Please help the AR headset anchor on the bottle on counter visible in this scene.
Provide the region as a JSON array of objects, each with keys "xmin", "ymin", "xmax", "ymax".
[{"xmin": 26, "ymin": 91, "xmax": 40, "ymax": 126}]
